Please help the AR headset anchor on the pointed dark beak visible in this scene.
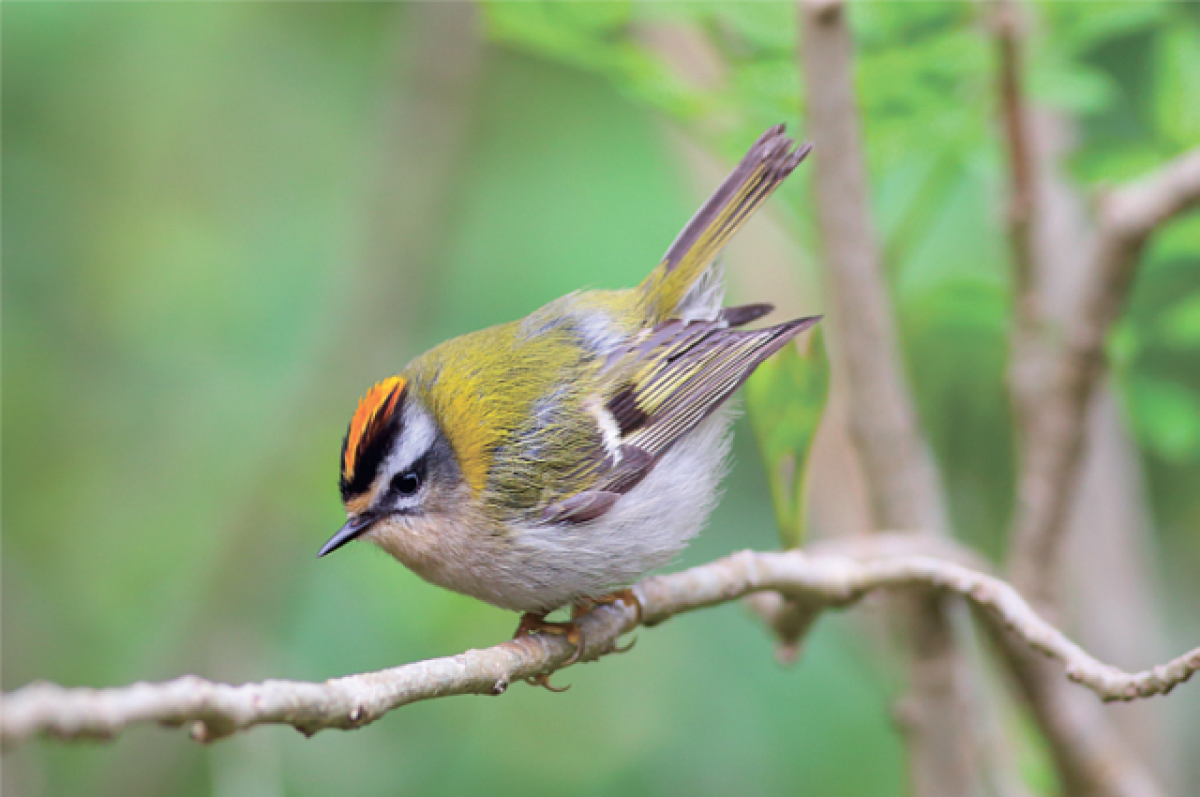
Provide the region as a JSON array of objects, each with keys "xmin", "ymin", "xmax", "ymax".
[{"xmin": 318, "ymin": 514, "xmax": 378, "ymax": 558}]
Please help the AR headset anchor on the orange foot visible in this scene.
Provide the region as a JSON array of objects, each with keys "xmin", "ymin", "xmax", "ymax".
[
  {"xmin": 513, "ymin": 613, "xmax": 584, "ymax": 692},
  {"xmin": 573, "ymin": 588, "xmax": 643, "ymax": 623},
  {"xmin": 573, "ymin": 588, "xmax": 643, "ymax": 653}
]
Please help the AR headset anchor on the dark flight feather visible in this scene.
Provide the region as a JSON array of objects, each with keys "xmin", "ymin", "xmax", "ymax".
[
  {"xmin": 637, "ymin": 126, "xmax": 812, "ymax": 322},
  {"xmin": 547, "ymin": 315, "xmax": 822, "ymax": 525}
]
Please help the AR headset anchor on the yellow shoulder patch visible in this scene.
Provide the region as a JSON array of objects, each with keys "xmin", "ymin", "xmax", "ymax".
[{"xmin": 343, "ymin": 376, "xmax": 406, "ymax": 480}]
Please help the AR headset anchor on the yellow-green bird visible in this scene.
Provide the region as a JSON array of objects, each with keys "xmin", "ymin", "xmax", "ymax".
[{"xmin": 320, "ymin": 125, "xmax": 818, "ymax": 655}]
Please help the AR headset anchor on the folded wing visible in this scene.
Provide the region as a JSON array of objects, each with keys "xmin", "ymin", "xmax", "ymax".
[{"xmin": 542, "ymin": 311, "xmax": 821, "ymax": 524}]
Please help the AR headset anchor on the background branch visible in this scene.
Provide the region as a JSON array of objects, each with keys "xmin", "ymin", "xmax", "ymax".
[
  {"xmin": 995, "ymin": 0, "xmax": 1039, "ymax": 322},
  {"xmin": 798, "ymin": 0, "xmax": 948, "ymax": 538},
  {"xmin": 5, "ymin": 544, "xmax": 1196, "ymax": 751},
  {"xmin": 1007, "ymin": 147, "xmax": 1200, "ymax": 608},
  {"xmin": 993, "ymin": 4, "xmax": 1199, "ymax": 793},
  {"xmin": 797, "ymin": 2, "xmax": 995, "ymax": 793}
]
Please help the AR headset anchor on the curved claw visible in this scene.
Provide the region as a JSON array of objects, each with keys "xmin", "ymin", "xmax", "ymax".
[
  {"xmin": 612, "ymin": 634, "xmax": 638, "ymax": 655},
  {"xmin": 513, "ymin": 613, "xmax": 584, "ymax": 669},
  {"xmin": 525, "ymin": 673, "xmax": 571, "ymax": 692},
  {"xmin": 568, "ymin": 590, "xmax": 644, "ymax": 655},
  {"xmin": 562, "ymin": 633, "xmax": 584, "ymax": 666}
]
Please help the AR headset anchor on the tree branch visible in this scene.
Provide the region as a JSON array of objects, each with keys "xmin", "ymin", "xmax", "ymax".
[
  {"xmin": 994, "ymin": 0, "xmax": 1054, "ymax": 475},
  {"xmin": 994, "ymin": 0, "xmax": 1039, "ymax": 318},
  {"xmin": 798, "ymin": 0, "xmax": 948, "ymax": 537},
  {"xmin": 988, "ymin": 629, "xmax": 1171, "ymax": 797},
  {"xmin": 797, "ymin": 2, "xmax": 994, "ymax": 793},
  {"xmin": 1008, "ymin": 147, "xmax": 1200, "ymax": 608},
  {"xmin": 991, "ymin": 8, "xmax": 1200, "ymax": 792},
  {"xmin": 6, "ymin": 545, "xmax": 1195, "ymax": 751}
]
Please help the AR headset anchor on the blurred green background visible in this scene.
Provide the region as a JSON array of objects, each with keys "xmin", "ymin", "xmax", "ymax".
[{"xmin": 4, "ymin": 3, "xmax": 1198, "ymax": 796}]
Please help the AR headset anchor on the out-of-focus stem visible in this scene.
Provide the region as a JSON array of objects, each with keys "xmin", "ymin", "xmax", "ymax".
[{"xmin": 797, "ymin": 2, "xmax": 989, "ymax": 795}]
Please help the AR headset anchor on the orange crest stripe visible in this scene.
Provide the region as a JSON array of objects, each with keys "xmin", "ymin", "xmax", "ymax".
[{"xmin": 343, "ymin": 376, "xmax": 406, "ymax": 479}]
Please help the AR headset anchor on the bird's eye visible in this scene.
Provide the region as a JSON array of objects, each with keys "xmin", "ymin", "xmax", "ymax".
[{"xmin": 391, "ymin": 471, "xmax": 420, "ymax": 496}]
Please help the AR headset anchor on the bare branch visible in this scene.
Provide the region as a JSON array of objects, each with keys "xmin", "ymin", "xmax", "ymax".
[
  {"xmin": 1008, "ymin": 148, "xmax": 1200, "ymax": 606},
  {"xmin": 1099, "ymin": 150, "xmax": 1200, "ymax": 244},
  {"xmin": 994, "ymin": 0, "xmax": 1056, "ymax": 474},
  {"xmin": 994, "ymin": 0, "xmax": 1039, "ymax": 314},
  {"xmin": 990, "ymin": 16, "xmax": 1189, "ymax": 797},
  {"xmin": 6, "ymin": 545, "xmax": 1195, "ymax": 751},
  {"xmin": 992, "ymin": 7, "xmax": 1195, "ymax": 793},
  {"xmin": 797, "ymin": 2, "xmax": 994, "ymax": 792},
  {"xmin": 798, "ymin": 0, "xmax": 948, "ymax": 535},
  {"xmin": 743, "ymin": 592, "xmax": 822, "ymax": 664},
  {"xmin": 989, "ymin": 630, "xmax": 1170, "ymax": 797}
]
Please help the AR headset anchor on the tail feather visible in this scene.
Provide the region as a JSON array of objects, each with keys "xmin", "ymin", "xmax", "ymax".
[{"xmin": 639, "ymin": 125, "xmax": 811, "ymax": 323}]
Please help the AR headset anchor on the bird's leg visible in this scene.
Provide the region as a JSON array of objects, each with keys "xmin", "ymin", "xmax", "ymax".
[
  {"xmin": 513, "ymin": 613, "xmax": 584, "ymax": 663},
  {"xmin": 575, "ymin": 588, "xmax": 643, "ymax": 625},
  {"xmin": 573, "ymin": 589, "xmax": 642, "ymax": 653},
  {"xmin": 513, "ymin": 612, "xmax": 583, "ymax": 692}
]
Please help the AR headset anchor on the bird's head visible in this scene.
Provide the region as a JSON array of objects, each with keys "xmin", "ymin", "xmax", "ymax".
[{"xmin": 318, "ymin": 375, "xmax": 463, "ymax": 558}]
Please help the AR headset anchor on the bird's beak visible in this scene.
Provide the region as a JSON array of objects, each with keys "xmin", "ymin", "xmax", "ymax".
[{"xmin": 318, "ymin": 514, "xmax": 378, "ymax": 558}]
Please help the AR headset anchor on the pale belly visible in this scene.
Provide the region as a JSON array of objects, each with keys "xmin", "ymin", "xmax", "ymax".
[{"xmin": 367, "ymin": 409, "xmax": 733, "ymax": 613}]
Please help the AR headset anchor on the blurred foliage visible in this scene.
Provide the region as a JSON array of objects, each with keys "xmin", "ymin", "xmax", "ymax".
[
  {"xmin": 745, "ymin": 327, "xmax": 830, "ymax": 549},
  {"xmin": 477, "ymin": 0, "xmax": 1200, "ymax": 559},
  {"xmin": 4, "ymin": 2, "xmax": 1200, "ymax": 796},
  {"xmin": 3, "ymin": 5, "xmax": 899, "ymax": 797}
]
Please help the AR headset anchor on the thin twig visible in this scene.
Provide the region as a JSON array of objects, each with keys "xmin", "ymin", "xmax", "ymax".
[
  {"xmin": 5, "ymin": 545, "xmax": 1196, "ymax": 750},
  {"xmin": 995, "ymin": 0, "xmax": 1038, "ymax": 313},
  {"xmin": 994, "ymin": 0, "xmax": 1052, "ymax": 469},
  {"xmin": 1009, "ymin": 147, "xmax": 1200, "ymax": 609},
  {"xmin": 988, "ymin": 629, "xmax": 1170, "ymax": 797}
]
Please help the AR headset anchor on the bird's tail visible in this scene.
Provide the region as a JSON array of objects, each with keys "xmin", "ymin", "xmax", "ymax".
[{"xmin": 637, "ymin": 125, "xmax": 811, "ymax": 324}]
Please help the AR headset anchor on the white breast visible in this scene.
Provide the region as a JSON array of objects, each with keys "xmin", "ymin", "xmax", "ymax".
[{"xmin": 497, "ymin": 406, "xmax": 734, "ymax": 612}]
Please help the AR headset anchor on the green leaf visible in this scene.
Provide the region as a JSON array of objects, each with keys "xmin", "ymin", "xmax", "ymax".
[
  {"xmin": 1042, "ymin": 0, "xmax": 1167, "ymax": 56},
  {"xmin": 1027, "ymin": 43, "xmax": 1118, "ymax": 115},
  {"xmin": 1155, "ymin": 23, "xmax": 1200, "ymax": 147},
  {"xmin": 1107, "ymin": 320, "xmax": 1141, "ymax": 369},
  {"xmin": 744, "ymin": 325, "xmax": 830, "ymax": 548},
  {"xmin": 1150, "ymin": 212, "xmax": 1200, "ymax": 264},
  {"xmin": 711, "ymin": 1, "xmax": 796, "ymax": 56},
  {"xmin": 1126, "ymin": 374, "xmax": 1200, "ymax": 461},
  {"xmin": 480, "ymin": 1, "xmax": 708, "ymax": 119},
  {"xmin": 1159, "ymin": 293, "xmax": 1200, "ymax": 347}
]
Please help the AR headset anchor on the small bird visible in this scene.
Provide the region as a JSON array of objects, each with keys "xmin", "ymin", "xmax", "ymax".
[{"xmin": 319, "ymin": 125, "xmax": 818, "ymax": 669}]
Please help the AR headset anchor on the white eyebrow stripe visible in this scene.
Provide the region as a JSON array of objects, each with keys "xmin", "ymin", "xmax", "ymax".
[{"xmin": 384, "ymin": 403, "xmax": 437, "ymax": 476}]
